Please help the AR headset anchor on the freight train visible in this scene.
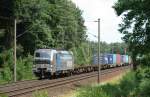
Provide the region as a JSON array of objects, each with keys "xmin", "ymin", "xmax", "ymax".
[
  {"xmin": 93, "ymin": 53, "xmax": 132, "ymax": 68},
  {"xmin": 33, "ymin": 49, "xmax": 131, "ymax": 79}
]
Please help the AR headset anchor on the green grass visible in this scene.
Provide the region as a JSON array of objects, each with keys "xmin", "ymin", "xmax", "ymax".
[
  {"xmin": 0, "ymin": 93, "xmax": 8, "ymax": 97},
  {"xmin": 75, "ymin": 71, "xmax": 140, "ymax": 97},
  {"xmin": 76, "ymin": 85, "xmax": 109, "ymax": 97},
  {"xmin": 32, "ymin": 90, "xmax": 48, "ymax": 97},
  {"xmin": 0, "ymin": 80, "xmax": 10, "ymax": 85}
]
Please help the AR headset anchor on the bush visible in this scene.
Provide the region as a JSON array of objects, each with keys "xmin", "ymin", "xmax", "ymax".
[
  {"xmin": 0, "ymin": 49, "xmax": 14, "ymax": 83},
  {"xmin": 0, "ymin": 49, "xmax": 35, "ymax": 83},
  {"xmin": 140, "ymin": 53, "xmax": 150, "ymax": 66},
  {"xmin": 2, "ymin": 66, "xmax": 13, "ymax": 82},
  {"xmin": 118, "ymin": 71, "xmax": 138, "ymax": 97},
  {"xmin": 76, "ymin": 86, "xmax": 109, "ymax": 97},
  {"xmin": 76, "ymin": 71, "xmax": 140, "ymax": 97},
  {"xmin": 17, "ymin": 55, "xmax": 35, "ymax": 80},
  {"xmin": 138, "ymin": 79, "xmax": 150, "ymax": 97},
  {"xmin": 135, "ymin": 67, "xmax": 150, "ymax": 96},
  {"xmin": 100, "ymin": 84, "xmax": 121, "ymax": 97},
  {"xmin": 136, "ymin": 67, "xmax": 150, "ymax": 80}
]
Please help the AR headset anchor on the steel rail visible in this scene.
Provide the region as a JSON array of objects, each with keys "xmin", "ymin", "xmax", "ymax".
[{"xmin": 0, "ymin": 66, "xmax": 130, "ymax": 97}]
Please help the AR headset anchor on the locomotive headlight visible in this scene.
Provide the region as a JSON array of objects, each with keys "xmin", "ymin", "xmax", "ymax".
[
  {"xmin": 48, "ymin": 65, "xmax": 53, "ymax": 68},
  {"xmin": 33, "ymin": 65, "xmax": 36, "ymax": 68}
]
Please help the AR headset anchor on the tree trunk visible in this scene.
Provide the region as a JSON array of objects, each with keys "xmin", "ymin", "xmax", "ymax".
[{"xmin": 132, "ymin": 52, "xmax": 137, "ymax": 70}]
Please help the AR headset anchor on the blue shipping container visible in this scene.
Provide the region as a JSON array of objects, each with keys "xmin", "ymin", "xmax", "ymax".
[
  {"xmin": 125, "ymin": 55, "xmax": 129, "ymax": 63},
  {"xmin": 107, "ymin": 54, "xmax": 113, "ymax": 64},
  {"xmin": 121, "ymin": 55, "xmax": 126, "ymax": 63},
  {"xmin": 113, "ymin": 54, "xmax": 116, "ymax": 64},
  {"xmin": 93, "ymin": 54, "xmax": 108, "ymax": 65},
  {"xmin": 107, "ymin": 54, "xmax": 116, "ymax": 65}
]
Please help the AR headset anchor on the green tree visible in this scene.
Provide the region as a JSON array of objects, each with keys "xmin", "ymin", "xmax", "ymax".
[
  {"xmin": 0, "ymin": 0, "xmax": 86, "ymax": 55},
  {"xmin": 88, "ymin": 41, "xmax": 128, "ymax": 55},
  {"xmin": 0, "ymin": 0, "xmax": 14, "ymax": 51},
  {"xmin": 0, "ymin": 49, "xmax": 14, "ymax": 82},
  {"xmin": 14, "ymin": 0, "xmax": 86, "ymax": 55},
  {"xmin": 113, "ymin": 0, "xmax": 150, "ymax": 69},
  {"xmin": 0, "ymin": 0, "xmax": 87, "ymax": 82}
]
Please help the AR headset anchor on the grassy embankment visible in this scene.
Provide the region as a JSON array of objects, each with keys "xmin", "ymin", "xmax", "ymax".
[
  {"xmin": 60, "ymin": 69, "xmax": 128, "ymax": 97},
  {"xmin": 2, "ymin": 67, "xmax": 150, "ymax": 97},
  {"xmin": 75, "ymin": 67, "xmax": 150, "ymax": 97}
]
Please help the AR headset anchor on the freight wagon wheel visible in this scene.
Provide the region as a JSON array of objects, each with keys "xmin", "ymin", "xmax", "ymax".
[
  {"xmin": 68, "ymin": 70, "xmax": 73, "ymax": 76},
  {"xmin": 50, "ymin": 73, "xmax": 56, "ymax": 79},
  {"xmin": 65, "ymin": 72, "xmax": 69, "ymax": 77},
  {"xmin": 47, "ymin": 73, "xmax": 52, "ymax": 79},
  {"xmin": 70, "ymin": 71, "xmax": 73, "ymax": 76},
  {"xmin": 63, "ymin": 72, "xmax": 67, "ymax": 77}
]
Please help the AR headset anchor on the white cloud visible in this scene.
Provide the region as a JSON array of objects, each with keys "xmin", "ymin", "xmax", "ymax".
[{"xmin": 72, "ymin": 0, "xmax": 123, "ymax": 43}]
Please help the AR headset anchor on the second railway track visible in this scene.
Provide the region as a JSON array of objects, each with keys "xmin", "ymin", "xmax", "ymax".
[{"xmin": 0, "ymin": 66, "xmax": 130, "ymax": 97}]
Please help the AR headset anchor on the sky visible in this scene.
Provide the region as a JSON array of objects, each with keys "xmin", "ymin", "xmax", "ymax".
[{"xmin": 72, "ymin": 0, "xmax": 123, "ymax": 43}]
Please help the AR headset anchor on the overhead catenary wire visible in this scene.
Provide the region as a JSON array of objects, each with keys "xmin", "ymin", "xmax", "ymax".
[{"xmin": 88, "ymin": 32, "xmax": 98, "ymax": 38}]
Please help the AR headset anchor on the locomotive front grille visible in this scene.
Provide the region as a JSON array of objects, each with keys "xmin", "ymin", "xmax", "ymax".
[
  {"xmin": 37, "ymin": 68, "xmax": 47, "ymax": 71},
  {"xmin": 35, "ymin": 60, "xmax": 50, "ymax": 64},
  {"xmin": 36, "ymin": 64, "xmax": 49, "ymax": 68}
]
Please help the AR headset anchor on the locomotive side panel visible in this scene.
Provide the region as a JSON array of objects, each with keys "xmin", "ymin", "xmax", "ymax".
[{"xmin": 56, "ymin": 52, "xmax": 74, "ymax": 71}]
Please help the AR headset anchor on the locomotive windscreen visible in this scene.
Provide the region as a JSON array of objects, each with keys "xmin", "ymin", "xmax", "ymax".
[{"xmin": 35, "ymin": 52, "xmax": 50, "ymax": 58}]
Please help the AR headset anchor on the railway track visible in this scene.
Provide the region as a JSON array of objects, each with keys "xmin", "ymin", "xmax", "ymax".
[
  {"xmin": 0, "ymin": 66, "xmax": 130, "ymax": 97},
  {"xmin": 0, "ymin": 79, "xmax": 39, "ymax": 88}
]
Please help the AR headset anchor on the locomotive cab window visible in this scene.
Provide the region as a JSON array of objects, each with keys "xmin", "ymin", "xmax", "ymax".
[
  {"xmin": 35, "ymin": 53, "xmax": 40, "ymax": 57},
  {"xmin": 35, "ymin": 52, "xmax": 50, "ymax": 58}
]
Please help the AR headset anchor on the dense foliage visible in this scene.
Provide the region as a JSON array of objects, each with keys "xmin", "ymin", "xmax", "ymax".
[
  {"xmin": 0, "ymin": 0, "xmax": 128, "ymax": 83},
  {"xmin": 0, "ymin": 0, "xmax": 86, "ymax": 82},
  {"xmin": 91, "ymin": 41, "xmax": 128, "ymax": 55},
  {"xmin": 0, "ymin": 0, "xmax": 86, "ymax": 54},
  {"xmin": 113, "ymin": 0, "xmax": 150, "ymax": 69},
  {"xmin": 14, "ymin": 0, "xmax": 86, "ymax": 54},
  {"xmin": 0, "ymin": 50, "xmax": 35, "ymax": 84}
]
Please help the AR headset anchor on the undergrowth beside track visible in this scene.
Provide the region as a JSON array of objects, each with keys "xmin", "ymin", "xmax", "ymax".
[
  {"xmin": 76, "ymin": 66, "xmax": 150, "ymax": 97},
  {"xmin": 32, "ymin": 90, "xmax": 48, "ymax": 97}
]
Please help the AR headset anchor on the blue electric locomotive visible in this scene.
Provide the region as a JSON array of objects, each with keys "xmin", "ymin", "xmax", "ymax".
[{"xmin": 33, "ymin": 49, "xmax": 74, "ymax": 78}]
